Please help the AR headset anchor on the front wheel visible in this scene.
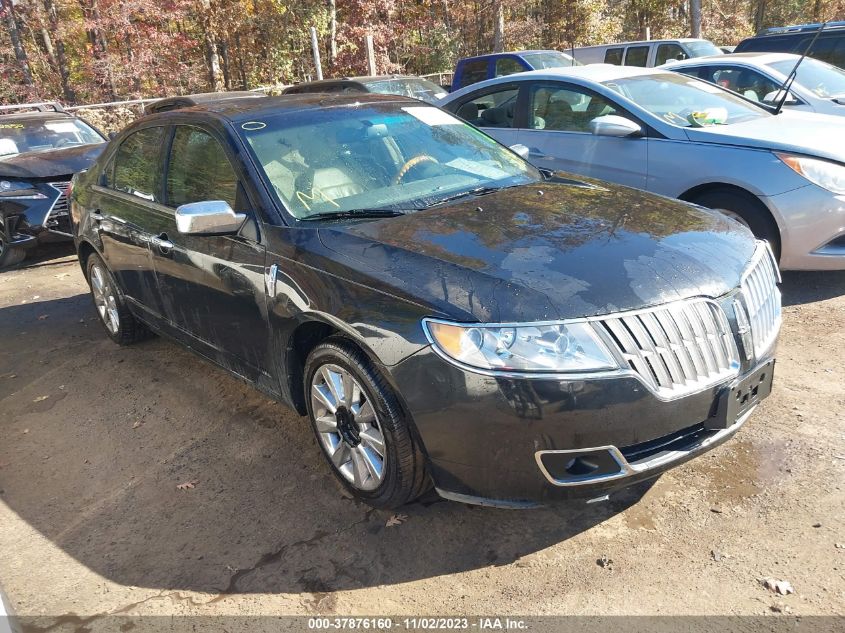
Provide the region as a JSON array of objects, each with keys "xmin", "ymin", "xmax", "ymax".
[{"xmin": 304, "ymin": 337, "xmax": 431, "ymax": 508}]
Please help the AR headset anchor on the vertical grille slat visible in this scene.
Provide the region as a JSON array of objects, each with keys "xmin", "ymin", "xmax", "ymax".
[
  {"xmin": 597, "ymin": 299, "xmax": 740, "ymax": 400},
  {"xmin": 740, "ymin": 242, "xmax": 782, "ymax": 359},
  {"xmin": 45, "ymin": 181, "xmax": 72, "ymax": 232}
]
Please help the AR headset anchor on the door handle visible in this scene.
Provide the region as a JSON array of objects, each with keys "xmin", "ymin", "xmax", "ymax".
[{"xmin": 151, "ymin": 233, "xmax": 174, "ymax": 252}]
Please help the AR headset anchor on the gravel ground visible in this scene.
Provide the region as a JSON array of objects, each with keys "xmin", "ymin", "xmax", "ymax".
[{"xmin": 0, "ymin": 244, "xmax": 843, "ymax": 630}]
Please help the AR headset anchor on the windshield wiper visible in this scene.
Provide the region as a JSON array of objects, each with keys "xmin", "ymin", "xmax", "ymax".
[
  {"xmin": 298, "ymin": 208, "xmax": 407, "ymax": 221},
  {"xmin": 427, "ymin": 185, "xmax": 511, "ymax": 208}
]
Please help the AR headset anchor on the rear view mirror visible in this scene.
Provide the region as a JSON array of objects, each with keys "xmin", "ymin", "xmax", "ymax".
[
  {"xmin": 509, "ymin": 143, "xmax": 530, "ymax": 159},
  {"xmin": 589, "ymin": 115, "xmax": 643, "ymax": 138},
  {"xmin": 175, "ymin": 200, "xmax": 246, "ymax": 235}
]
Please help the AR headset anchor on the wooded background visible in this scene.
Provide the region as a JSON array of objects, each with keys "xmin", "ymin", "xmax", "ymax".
[{"xmin": 1, "ymin": 0, "xmax": 843, "ymax": 105}]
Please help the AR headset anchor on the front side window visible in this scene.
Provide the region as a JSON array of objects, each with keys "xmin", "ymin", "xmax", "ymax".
[
  {"xmin": 112, "ymin": 126, "xmax": 165, "ymax": 201},
  {"xmin": 495, "ymin": 57, "xmax": 525, "ymax": 77},
  {"xmin": 625, "ymin": 46, "xmax": 650, "ymax": 67},
  {"xmin": 604, "ymin": 72, "xmax": 770, "ymax": 127},
  {"xmin": 240, "ymin": 104, "xmax": 539, "ymax": 219},
  {"xmin": 166, "ymin": 126, "xmax": 239, "ymax": 209},
  {"xmin": 656, "ymin": 43, "xmax": 687, "ymax": 65},
  {"xmin": 0, "ymin": 117, "xmax": 104, "ymax": 157},
  {"xmin": 460, "ymin": 60, "xmax": 489, "ymax": 88},
  {"xmin": 453, "ymin": 87, "xmax": 519, "ymax": 128},
  {"xmin": 529, "ymin": 84, "xmax": 617, "ymax": 132}
]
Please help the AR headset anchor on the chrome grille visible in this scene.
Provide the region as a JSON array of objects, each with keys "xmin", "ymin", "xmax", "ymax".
[
  {"xmin": 597, "ymin": 299, "xmax": 740, "ymax": 400},
  {"xmin": 740, "ymin": 241, "xmax": 782, "ymax": 359},
  {"xmin": 48, "ymin": 181, "xmax": 71, "ymax": 218}
]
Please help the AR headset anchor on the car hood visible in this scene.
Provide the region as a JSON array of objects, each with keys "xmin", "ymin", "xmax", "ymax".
[
  {"xmin": 317, "ymin": 179, "xmax": 756, "ymax": 323},
  {"xmin": 684, "ymin": 111, "xmax": 845, "ymax": 163},
  {"xmin": 0, "ymin": 143, "xmax": 104, "ymax": 179}
]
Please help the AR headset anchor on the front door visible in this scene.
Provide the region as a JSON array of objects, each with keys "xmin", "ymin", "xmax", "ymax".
[
  {"xmin": 517, "ymin": 81, "xmax": 648, "ymax": 190},
  {"xmin": 150, "ymin": 124, "xmax": 270, "ymax": 382}
]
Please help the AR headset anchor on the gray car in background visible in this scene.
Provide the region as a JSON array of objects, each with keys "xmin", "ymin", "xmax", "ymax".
[
  {"xmin": 669, "ymin": 52, "xmax": 845, "ymax": 116},
  {"xmin": 440, "ymin": 65, "xmax": 845, "ymax": 270}
]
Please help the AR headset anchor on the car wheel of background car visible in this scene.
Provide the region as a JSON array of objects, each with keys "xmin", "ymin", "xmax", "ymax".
[
  {"xmin": 304, "ymin": 337, "xmax": 431, "ymax": 508},
  {"xmin": 0, "ymin": 235, "xmax": 27, "ymax": 269},
  {"xmin": 690, "ymin": 188, "xmax": 781, "ymax": 260},
  {"xmin": 85, "ymin": 253, "xmax": 150, "ymax": 345}
]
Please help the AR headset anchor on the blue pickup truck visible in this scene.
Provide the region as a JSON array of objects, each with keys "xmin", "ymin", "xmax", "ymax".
[{"xmin": 450, "ymin": 50, "xmax": 579, "ymax": 92}]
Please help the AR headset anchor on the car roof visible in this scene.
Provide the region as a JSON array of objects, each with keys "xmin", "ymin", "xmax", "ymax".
[
  {"xmin": 143, "ymin": 93, "xmax": 421, "ymax": 122},
  {"xmin": 672, "ymin": 52, "xmax": 799, "ymax": 65},
  {"xmin": 0, "ymin": 111, "xmax": 74, "ymax": 123},
  {"xmin": 511, "ymin": 64, "xmax": 664, "ymax": 82},
  {"xmin": 580, "ymin": 38, "xmax": 712, "ymax": 48},
  {"xmin": 461, "ymin": 50, "xmax": 563, "ymax": 61},
  {"xmin": 285, "ymin": 75, "xmax": 423, "ymax": 89}
]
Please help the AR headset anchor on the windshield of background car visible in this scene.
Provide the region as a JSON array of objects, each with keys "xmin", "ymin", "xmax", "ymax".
[
  {"xmin": 522, "ymin": 51, "xmax": 581, "ymax": 68},
  {"xmin": 686, "ymin": 40, "xmax": 723, "ymax": 57},
  {"xmin": 240, "ymin": 103, "xmax": 539, "ymax": 219},
  {"xmin": 366, "ymin": 78, "xmax": 448, "ymax": 103},
  {"xmin": 768, "ymin": 57, "xmax": 845, "ymax": 98},
  {"xmin": 0, "ymin": 118, "xmax": 104, "ymax": 157},
  {"xmin": 603, "ymin": 73, "xmax": 770, "ymax": 126}
]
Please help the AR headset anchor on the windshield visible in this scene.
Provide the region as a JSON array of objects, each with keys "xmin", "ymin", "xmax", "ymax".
[
  {"xmin": 685, "ymin": 40, "xmax": 723, "ymax": 57},
  {"xmin": 603, "ymin": 73, "xmax": 769, "ymax": 127},
  {"xmin": 241, "ymin": 103, "xmax": 539, "ymax": 219},
  {"xmin": 365, "ymin": 78, "xmax": 448, "ymax": 104},
  {"xmin": 0, "ymin": 117, "xmax": 104, "ymax": 157},
  {"xmin": 522, "ymin": 51, "xmax": 581, "ymax": 68},
  {"xmin": 768, "ymin": 57, "xmax": 845, "ymax": 98}
]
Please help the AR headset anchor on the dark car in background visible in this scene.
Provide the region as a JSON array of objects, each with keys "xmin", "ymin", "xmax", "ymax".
[
  {"xmin": 735, "ymin": 22, "xmax": 845, "ymax": 69},
  {"xmin": 0, "ymin": 103, "xmax": 106, "ymax": 268},
  {"xmin": 144, "ymin": 91, "xmax": 267, "ymax": 115},
  {"xmin": 451, "ymin": 50, "xmax": 580, "ymax": 92},
  {"xmin": 282, "ymin": 75, "xmax": 447, "ymax": 104},
  {"xmin": 71, "ymin": 94, "xmax": 780, "ymax": 509}
]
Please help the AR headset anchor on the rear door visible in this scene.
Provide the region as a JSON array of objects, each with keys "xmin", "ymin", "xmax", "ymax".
[
  {"xmin": 516, "ymin": 80, "xmax": 648, "ymax": 189},
  {"xmin": 150, "ymin": 122, "xmax": 270, "ymax": 382},
  {"xmin": 90, "ymin": 125, "xmax": 167, "ymax": 319}
]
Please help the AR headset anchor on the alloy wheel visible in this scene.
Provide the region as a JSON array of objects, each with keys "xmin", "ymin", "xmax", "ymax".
[
  {"xmin": 90, "ymin": 264, "xmax": 120, "ymax": 334},
  {"xmin": 310, "ymin": 363, "xmax": 386, "ymax": 491}
]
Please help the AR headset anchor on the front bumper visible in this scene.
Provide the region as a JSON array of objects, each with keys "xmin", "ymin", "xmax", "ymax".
[
  {"xmin": 392, "ymin": 347, "xmax": 773, "ymax": 507},
  {"xmin": 764, "ymin": 184, "xmax": 845, "ymax": 270}
]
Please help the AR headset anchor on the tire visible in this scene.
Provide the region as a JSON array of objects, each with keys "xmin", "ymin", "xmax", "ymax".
[
  {"xmin": 0, "ymin": 235, "xmax": 26, "ymax": 269},
  {"xmin": 85, "ymin": 253, "xmax": 150, "ymax": 345},
  {"xmin": 690, "ymin": 188, "xmax": 781, "ymax": 260},
  {"xmin": 304, "ymin": 337, "xmax": 431, "ymax": 508}
]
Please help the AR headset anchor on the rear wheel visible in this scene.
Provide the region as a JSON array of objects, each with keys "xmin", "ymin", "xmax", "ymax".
[
  {"xmin": 85, "ymin": 253, "xmax": 150, "ymax": 345},
  {"xmin": 690, "ymin": 188, "xmax": 781, "ymax": 260},
  {"xmin": 304, "ymin": 337, "xmax": 431, "ymax": 508},
  {"xmin": 0, "ymin": 236, "xmax": 26, "ymax": 269}
]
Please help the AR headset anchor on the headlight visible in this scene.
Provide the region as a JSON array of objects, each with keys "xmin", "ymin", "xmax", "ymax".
[
  {"xmin": 423, "ymin": 318, "xmax": 619, "ymax": 374},
  {"xmin": 776, "ymin": 153, "xmax": 845, "ymax": 194},
  {"xmin": 0, "ymin": 180, "xmax": 47, "ymax": 199}
]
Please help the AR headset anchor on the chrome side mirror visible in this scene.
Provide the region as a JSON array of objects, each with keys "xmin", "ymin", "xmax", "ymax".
[
  {"xmin": 509, "ymin": 143, "xmax": 530, "ymax": 159},
  {"xmin": 589, "ymin": 115, "xmax": 644, "ymax": 138},
  {"xmin": 175, "ymin": 200, "xmax": 247, "ymax": 236}
]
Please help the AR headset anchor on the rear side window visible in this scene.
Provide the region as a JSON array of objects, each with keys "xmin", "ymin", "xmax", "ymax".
[
  {"xmin": 112, "ymin": 126, "xmax": 164, "ymax": 201},
  {"xmin": 166, "ymin": 126, "xmax": 239, "ymax": 209},
  {"xmin": 604, "ymin": 48, "xmax": 623, "ymax": 65},
  {"xmin": 655, "ymin": 43, "xmax": 687, "ymax": 65},
  {"xmin": 460, "ymin": 60, "xmax": 489, "ymax": 88},
  {"xmin": 452, "ymin": 87, "xmax": 519, "ymax": 128},
  {"xmin": 625, "ymin": 46, "xmax": 650, "ymax": 67},
  {"xmin": 495, "ymin": 57, "xmax": 524, "ymax": 77}
]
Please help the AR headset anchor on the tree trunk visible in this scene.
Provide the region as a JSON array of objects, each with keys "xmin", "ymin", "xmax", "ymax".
[
  {"xmin": 754, "ymin": 1, "xmax": 767, "ymax": 33},
  {"xmin": 328, "ymin": 0, "xmax": 337, "ymax": 66},
  {"xmin": 690, "ymin": 0, "xmax": 701, "ymax": 38},
  {"xmin": 2, "ymin": 0, "xmax": 34, "ymax": 86},
  {"xmin": 80, "ymin": 0, "xmax": 117, "ymax": 100},
  {"xmin": 199, "ymin": 1, "xmax": 223, "ymax": 91},
  {"xmin": 43, "ymin": 0, "xmax": 76, "ymax": 103},
  {"xmin": 220, "ymin": 41, "xmax": 231, "ymax": 90},
  {"xmin": 492, "ymin": 0, "xmax": 505, "ymax": 53}
]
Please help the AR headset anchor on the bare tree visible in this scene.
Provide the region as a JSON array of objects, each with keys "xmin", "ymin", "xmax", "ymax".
[
  {"xmin": 199, "ymin": 0, "xmax": 223, "ymax": 91},
  {"xmin": 691, "ymin": 0, "xmax": 701, "ymax": 38},
  {"xmin": 328, "ymin": 0, "xmax": 337, "ymax": 66},
  {"xmin": 43, "ymin": 0, "xmax": 76, "ymax": 102},
  {"xmin": 2, "ymin": 0, "xmax": 34, "ymax": 86},
  {"xmin": 493, "ymin": 0, "xmax": 504, "ymax": 52}
]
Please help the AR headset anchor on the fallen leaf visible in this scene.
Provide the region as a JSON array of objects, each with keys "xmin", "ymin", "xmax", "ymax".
[
  {"xmin": 132, "ymin": 420, "xmax": 143, "ymax": 429},
  {"xmin": 835, "ymin": 543, "xmax": 844, "ymax": 549},
  {"xmin": 1, "ymin": 373, "xmax": 16, "ymax": 379},
  {"xmin": 385, "ymin": 513, "xmax": 408, "ymax": 527},
  {"xmin": 54, "ymin": 273, "xmax": 71, "ymax": 279},
  {"xmin": 597, "ymin": 555, "xmax": 614, "ymax": 570},
  {"xmin": 176, "ymin": 480, "xmax": 199, "ymax": 490},
  {"xmin": 761, "ymin": 577, "xmax": 794, "ymax": 595},
  {"xmin": 33, "ymin": 395, "xmax": 49, "ymax": 403},
  {"xmin": 37, "ymin": 315, "xmax": 49, "ymax": 320},
  {"xmin": 22, "ymin": 429, "xmax": 29, "ymax": 434},
  {"xmin": 711, "ymin": 549, "xmax": 724, "ymax": 562},
  {"xmin": 710, "ymin": 506, "xmax": 724, "ymax": 514}
]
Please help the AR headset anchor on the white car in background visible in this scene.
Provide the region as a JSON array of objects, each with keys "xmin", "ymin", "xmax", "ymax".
[
  {"xmin": 439, "ymin": 65, "xmax": 845, "ymax": 270},
  {"xmin": 669, "ymin": 52, "xmax": 845, "ymax": 116}
]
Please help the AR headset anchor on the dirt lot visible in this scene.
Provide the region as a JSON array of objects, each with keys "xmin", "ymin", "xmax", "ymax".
[{"xmin": 0, "ymin": 244, "xmax": 843, "ymax": 629}]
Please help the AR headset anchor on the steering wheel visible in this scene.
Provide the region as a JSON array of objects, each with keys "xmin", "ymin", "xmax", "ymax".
[{"xmin": 392, "ymin": 155, "xmax": 438, "ymax": 185}]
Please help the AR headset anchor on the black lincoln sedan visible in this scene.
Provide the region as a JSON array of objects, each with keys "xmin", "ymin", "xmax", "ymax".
[{"xmin": 70, "ymin": 94, "xmax": 781, "ymax": 509}]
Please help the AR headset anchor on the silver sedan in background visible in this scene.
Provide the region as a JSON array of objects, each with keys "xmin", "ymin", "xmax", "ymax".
[
  {"xmin": 439, "ymin": 65, "xmax": 845, "ymax": 270},
  {"xmin": 668, "ymin": 52, "xmax": 845, "ymax": 116}
]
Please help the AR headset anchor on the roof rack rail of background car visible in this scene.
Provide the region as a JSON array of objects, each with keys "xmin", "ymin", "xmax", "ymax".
[
  {"xmin": 0, "ymin": 102, "xmax": 65, "ymax": 113},
  {"xmin": 762, "ymin": 21, "xmax": 845, "ymax": 35},
  {"xmin": 64, "ymin": 97, "xmax": 161, "ymax": 111}
]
